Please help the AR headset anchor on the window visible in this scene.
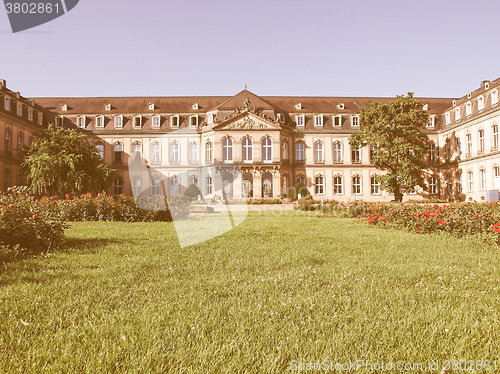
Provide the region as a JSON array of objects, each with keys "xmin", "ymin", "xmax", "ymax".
[
  {"xmin": 429, "ymin": 176, "xmax": 438, "ymax": 194},
  {"xmin": 446, "ymin": 174, "xmax": 452, "ymax": 196},
  {"xmin": 295, "ymin": 142, "xmax": 305, "ymax": 162},
  {"xmin": 95, "ymin": 144, "xmax": 104, "ymax": 159},
  {"xmin": 478, "ymin": 129, "xmax": 485, "ymax": 153},
  {"xmin": 352, "ymin": 116, "xmax": 359, "ymax": 127},
  {"xmin": 114, "ymin": 115, "xmax": 123, "ymax": 128},
  {"xmin": 113, "ymin": 179, "xmax": 122, "ymax": 195},
  {"xmin": 38, "ymin": 113, "xmax": 43, "ymax": 125},
  {"xmin": 242, "ymin": 138, "xmax": 253, "ymax": 162},
  {"xmin": 427, "ymin": 116, "xmax": 435, "ymax": 128},
  {"xmin": 314, "ymin": 141, "xmax": 324, "ymax": 163},
  {"xmin": 5, "ymin": 129, "xmax": 12, "ymax": 155},
  {"xmin": 467, "ymin": 171, "xmax": 473, "ymax": 192},
  {"xmin": 466, "ymin": 134, "xmax": 472, "ymax": 156},
  {"xmin": 478, "ymin": 96, "xmax": 485, "ymax": 111},
  {"xmin": 314, "ymin": 115, "xmax": 323, "ymax": 127},
  {"xmin": 208, "ymin": 113, "xmax": 214, "ymax": 124},
  {"xmin": 455, "ymin": 107, "xmax": 461, "ymax": 121},
  {"xmin": 282, "ymin": 142, "xmax": 289, "ymax": 161},
  {"xmin": 132, "ymin": 143, "xmax": 142, "ymax": 159},
  {"xmin": 456, "ymin": 172, "xmax": 462, "ymax": 194},
  {"xmin": 189, "ymin": 142, "xmax": 198, "ymax": 164},
  {"xmin": 17, "ymin": 102, "xmax": 22, "ymax": 116},
  {"xmin": 28, "ymin": 108, "xmax": 33, "ymax": 121},
  {"xmin": 113, "ymin": 143, "xmax": 123, "ymax": 163},
  {"xmin": 206, "ymin": 175, "xmax": 213, "ymax": 195},
  {"xmin": 132, "ymin": 177, "xmax": 142, "ymax": 196},
  {"xmin": 77, "ymin": 116, "xmax": 86, "ymax": 128},
  {"xmin": 351, "ymin": 145, "xmax": 361, "ymax": 163},
  {"xmin": 222, "ymin": 138, "xmax": 233, "ymax": 162},
  {"xmin": 352, "ymin": 175, "xmax": 361, "ymax": 194},
  {"xmin": 492, "ymin": 125, "xmax": 499, "ymax": 150},
  {"xmin": 3, "ymin": 170, "xmax": 11, "ymax": 190},
  {"xmin": 262, "ymin": 138, "xmax": 272, "ymax": 162},
  {"xmin": 170, "ymin": 176, "xmax": 180, "ymax": 196},
  {"xmin": 480, "ymin": 169, "xmax": 486, "ymax": 190},
  {"xmin": 189, "ymin": 175, "xmax": 198, "ymax": 187},
  {"xmin": 445, "ymin": 112, "xmax": 451, "ymax": 125},
  {"xmin": 333, "ymin": 115, "xmax": 342, "ymax": 127},
  {"xmin": 492, "ymin": 90, "xmax": 499, "ymax": 106},
  {"xmin": 494, "ymin": 166, "xmax": 500, "ymax": 189},
  {"xmin": 205, "ymin": 141, "xmax": 212, "ymax": 163},
  {"xmin": 151, "ymin": 176, "xmax": 162, "ymax": 196},
  {"xmin": 333, "ymin": 176, "xmax": 343, "ymax": 194},
  {"xmin": 152, "ymin": 116, "xmax": 161, "ymax": 128},
  {"xmin": 96, "ymin": 116, "xmax": 104, "ymax": 128},
  {"xmin": 151, "ymin": 142, "xmax": 161, "ymax": 164},
  {"xmin": 428, "ymin": 143, "xmax": 436, "ymax": 163},
  {"xmin": 171, "ymin": 115, "xmax": 179, "ymax": 127},
  {"xmin": 133, "ymin": 116, "xmax": 142, "ymax": 128},
  {"xmin": 315, "ymin": 176, "xmax": 324, "ymax": 194},
  {"xmin": 17, "ymin": 132, "xmax": 23, "ymax": 158},
  {"xmin": 455, "ymin": 138, "xmax": 461, "ymax": 158},
  {"xmin": 445, "ymin": 138, "xmax": 451, "ymax": 160},
  {"xmin": 466, "ymin": 102, "xmax": 472, "ymax": 116},
  {"xmin": 296, "ymin": 175, "xmax": 306, "ymax": 186},
  {"xmin": 296, "ymin": 115, "xmax": 305, "ymax": 127},
  {"xmin": 190, "ymin": 115, "xmax": 198, "ymax": 127},
  {"xmin": 170, "ymin": 142, "xmax": 180, "ymax": 164},
  {"xmin": 333, "ymin": 141, "xmax": 342, "ymax": 163},
  {"xmin": 371, "ymin": 175, "xmax": 380, "ymax": 194},
  {"xmin": 55, "ymin": 117, "xmax": 63, "ymax": 128},
  {"xmin": 4, "ymin": 97, "xmax": 10, "ymax": 111}
]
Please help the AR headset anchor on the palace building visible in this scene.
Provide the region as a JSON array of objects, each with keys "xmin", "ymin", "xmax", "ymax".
[{"xmin": 1, "ymin": 77, "xmax": 500, "ymax": 202}]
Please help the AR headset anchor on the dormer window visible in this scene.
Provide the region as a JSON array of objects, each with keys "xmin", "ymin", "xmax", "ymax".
[
  {"xmin": 148, "ymin": 103, "xmax": 155, "ymax": 110},
  {"xmin": 337, "ymin": 103, "xmax": 345, "ymax": 110},
  {"xmin": 427, "ymin": 116, "xmax": 435, "ymax": 128},
  {"xmin": 208, "ymin": 113, "xmax": 214, "ymax": 124},
  {"xmin": 28, "ymin": 108, "xmax": 33, "ymax": 121},
  {"xmin": 466, "ymin": 102, "xmax": 472, "ymax": 116},
  {"xmin": 333, "ymin": 115, "xmax": 342, "ymax": 127},
  {"xmin": 423, "ymin": 104, "xmax": 429, "ymax": 111},
  {"xmin": 96, "ymin": 115, "xmax": 104, "ymax": 128},
  {"xmin": 133, "ymin": 115, "xmax": 142, "ymax": 128},
  {"xmin": 352, "ymin": 116, "xmax": 359, "ymax": 127},
  {"xmin": 492, "ymin": 90, "xmax": 499, "ymax": 105},
  {"xmin": 55, "ymin": 117, "xmax": 63, "ymax": 128},
  {"xmin": 445, "ymin": 112, "xmax": 451, "ymax": 125},
  {"xmin": 152, "ymin": 115, "xmax": 161, "ymax": 128},
  {"xmin": 77, "ymin": 116, "xmax": 86, "ymax": 128},
  {"xmin": 114, "ymin": 115, "xmax": 123, "ymax": 128},
  {"xmin": 314, "ymin": 115, "xmax": 323, "ymax": 127},
  {"xmin": 468, "ymin": 92, "xmax": 472, "ymax": 99},
  {"xmin": 295, "ymin": 103, "xmax": 302, "ymax": 110},
  {"xmin": 171, "ymin": 115, "xmax": 179, "ymax": 127},
  {"xmin": 17, "ymin": 102, "xmax": 22, "ymax": 116},
  {"xmin": 296, "ymin": 114, "xmax": 305, "ymax": 127},
  {"xmin": 105, "ymin": 104, "xmax": 112, "ymax": 111},
  {"xmin": 192, "ymin": 102, "xmax": 199, "ymax": 110},
  {"xmin": 190, "ymin": 115, "xmax": 198, "ymax": 127},
  {"xmin": 452, "ymin": 100, "xmax": 457, "ymax": 107},
  {"xmin": 478, "ymin": 96, "xmax": 485, "ymax": 111},
  {"xmin": 38, "ymin": 113, "xmax": 43, "ymax": 125},
  {"xmin": 4, "ymin": 97, "xmax": 10, "ymax": 111},
  {"xmin": 61, "ymin": 103, "xmax": 68, "ymax": 111},
  {"xmin": 455, "ymin": 107, "xmax": 461, "ymax": 121},
  {"xmin": 485, "ymin": 82, "xmax": 490, "ymax": 90}
]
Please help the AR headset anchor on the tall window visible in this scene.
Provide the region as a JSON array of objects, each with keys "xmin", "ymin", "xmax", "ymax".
[
  {"xmin": 17, "ymin": 132, "xmax": 23, "ymax": 158},
  {"xmin": 429, "ymin": 176, "xmax": 438, "ymax": 194},
  {"xmin": 494, "ymin": 166, "xmax": 500, "ymax": 189},
  {"xmin": 456, "ymin": 172, "xmax": 462, "ymax": 194},
  {"xmin": 429, "ymin": 142, "xmax": 437, "ymax": 163},
  {"xmin": 296, "ymin": 115, "xmax": 304, "ymax": 127},
  {"xmin": 132, "ymin": 177, "xmax": 142, "ymax": 196},
  {"xmin": 3, "ymin": 170, "xmax": 10, "ymax": 190},
  {"xmin": 492, "ymin": 90, "xmax": 499, "ymax": 106},
  {"xmin": 478, "ymin": 96, "xmax": 485, "ymax": 111},
  {"xmin": 189, "ymin": 175, "xmax": 198, "ymax": 186},
  {"xmin": 445, "ymin": 138, "xmax": 451, "ymax": 160},
  {"xmin": 113, "ymin": 143, "xmax": 123, "ymax": 163},
  {"xmin": 28, "ymin": 108, "xmax": 33, "ymax": 121},
  {"xmin": 95, "ymin": 144, "xmax": 104, "ymax": 159},
  {"xmin": 466, "ymin": 102, "xmax": 472, "ymax": 116},
  {"xmin": 333, "ymin": 176, "xmax": 343, "ymax": 194},
  {"xmin": 314, "ymin": 141, "xmax": 324, "ymax": 163},
  {"xmin": 446, "ymin": 174, "xmax": 452, "ymax": 196},
  {"xmin": 242, "ymin": 138, "xmax": 253, "ymax": 162},
  {"xmin": 170, "ymin": 176, "xmax": 180, "ymax": 196},
  {"xmin": 333, "ymin": 142, "xmax": 342, "ymax": 163},
  {"xmin": 295, "ymin": 143, "xmax": 305, "ymax": 162},
  {"xmin": 205, "ymin": 141, "xmax": 212, "ymax": 163},
  {"xmin": 315, "ymin": 175, "xmax": 324, "ymax": 194},
  {"xmin": 262, "ymin": 138, "xmax": 272, "ymax": 162},
  {"xmin": 455, "ymin": 107, "xmax": 461, "ymax": 121},
  {"xmin": 17, "ymin": 103, "xmax": 22, "ymax": 116},
  {"xmin": 4, "ymin": 97, "xmax": 10, "ymax": 111},
  {"xmin": 77, "ymin": 116, "xmax": 86, "ymax": 128},
  {"xmin": 466, "ymin": 134, "xmax": 472, "ymax": 156},
  {"xmin": 282, "ymin": 142, "xmax": 288, "ymax": 161},
  {"xmin": 96, "ymin": 116, "xmax": 104, "ymax": 128},
  {"xmin": 351, "ymin": 145, "xmax": 361, "ymax": 163},
  {"xmin": 171, "ymin": 115, "xmax": 179, "ymax": 127},
  {"xmin": 455, "ymin": 138, "xmax": 461, "ymax": 158},
  {"xmin": 151, "ymin": 176, "xmax": 162, "ymax": 196},
  {"xmin": 493, "ymin": 125, "xmax": 499, "ymax": 150},
  {"xmin": 114, "ymin": 116, "xmax": 123, "ymax": 128},
  {"xmin": 170, "ymin": 142, "xmax": 180, "ymax": 164},
  {"xmin": 190, "ymin": 116, "xmax": 198, "ymax": 127},
  {"xmin": 5, "ymin": 129, "xmax": 12, "ymax": 155},
  {"xmin": 352, "ymin": 116, "xmax": 359, "ymax": 127},
  {"xmin": 478, "ymin": 129, "xmax": 485, "ymax": 153},
  {"xmin": 152, "ymin": 116, "xmax": 161, "ymax": 128},
  {"xmin": 371, "ymin": 175, "xmax": 380, "ymax": 194},
  {"xmin": 151, "ymin": 142, "xmax": 161, "ymax": 164},
  {"xmin": 427, "ymin": 116, "xmax": 435, "ymax": 128},
  {"xmin": 222, "ymin": 138, "xmax": 233, "ymax": 162},
  {"xmin": 314, "ymin": 115, "xmax": 323, "ymax": 127},
  {"xmin": 480, "ymin": 169, "xmax": 486, "ymax": 190},
  {"xmin": 133, "ymin": 116, "xmax": 142, "ymax": 128},
  {"xmin": 352, "ymin": 175, "xmax": 361, "ymax": 194},
  {"xmin": 55, "ymin": 117, "xmax": 63, "ymax": 128},
  {"xmin": 132, "ymin": 143, "xmax": 142, "ymax": 158},
  {"xmin": 445, "ymin": 112, "xmax": 451, "ymax": 125},
  {"xmin": 189, "ymin": 142, "xmax": 198, "ymax": 164},
  {"xmin": 113, "ymin": 179, "xmax": 122, "ymax": 195},
  {"xmin": 333, "ymin": 115, "xmax": 342, "ymax": 127},
  {"xmin": 467, "ymin": 171, "xmax": 473, "ymax": 192},
  {"xmin": 206, "ymin": 175, "xmax": 213, "ymax": 195}
]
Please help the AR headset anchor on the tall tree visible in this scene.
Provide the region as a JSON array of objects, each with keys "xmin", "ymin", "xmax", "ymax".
[
  {"xmin": 22, "ymin": 126, "xmax": 116, "ymax": 195},
  {"xmin": 349, "ymin": 93, "xmax": 429, "ymax": 202}
]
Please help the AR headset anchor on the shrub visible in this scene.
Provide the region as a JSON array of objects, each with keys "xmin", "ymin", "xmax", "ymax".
[
  {"xmin": 183, "ymin": 184, "xmax": 202, "ymax": 201},
  {"xmin": 289, "ymin": 182, "xmax": 310, "ymax": 201}
]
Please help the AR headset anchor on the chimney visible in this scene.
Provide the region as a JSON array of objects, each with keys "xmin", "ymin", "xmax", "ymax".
[{"xmin": 0, "ymin": 79, "xmax": 5, "ymax": 88}]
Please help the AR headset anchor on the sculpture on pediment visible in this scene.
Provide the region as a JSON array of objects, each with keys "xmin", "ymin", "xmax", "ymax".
[{"xmin": 244, "ymin": 97, "xmax": 251, "ymax": 109}]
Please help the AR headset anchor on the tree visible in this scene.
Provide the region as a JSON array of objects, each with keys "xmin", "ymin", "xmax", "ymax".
[
  {"xmin": 22, "ymin": 126, "xmax": 116, "ymax": 195},
  {"xmin": 183, "ymin": 183, "xmax": 202, "ymax": 201},
  {"xmin": 349, "ymin": 93, "xmax": 429, "ymax": 202}
]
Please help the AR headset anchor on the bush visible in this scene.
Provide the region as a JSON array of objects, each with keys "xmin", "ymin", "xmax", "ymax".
[
  {"xmin": 0, "ymin": 187, "xmax": 68, "ymax": 252},
  {"xmin": 289, "ymin": 182, "xmax": 310, "ymax": 201},
  {"xmin": 183, "ymin": 184, "xmax": 202, "ymax": 201}
]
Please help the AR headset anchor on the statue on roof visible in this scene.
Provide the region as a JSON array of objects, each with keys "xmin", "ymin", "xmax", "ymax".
[{"xmin": 244, "ymin": 97, "xmax": 251, "ymax": 109}]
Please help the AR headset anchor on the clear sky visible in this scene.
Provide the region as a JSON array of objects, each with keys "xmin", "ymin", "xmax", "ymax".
[{"xmin": 1, "ymin": 0, "xmax": 499, "ymax": 99}]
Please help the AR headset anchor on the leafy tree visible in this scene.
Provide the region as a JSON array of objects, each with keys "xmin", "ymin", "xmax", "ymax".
[
  {"xmin": 183, "ymin": 183, "xmax": 202, "ymax": 201},
  {"xmin": 22, "ymin": 126, "xmax": 116, "ymax": 195},
  {"xmin": 349, "ymin": 93, "xmax": 429, "ymax": 202}
]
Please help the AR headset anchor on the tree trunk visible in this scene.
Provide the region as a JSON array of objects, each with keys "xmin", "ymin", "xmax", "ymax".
[{"xmin": 393, "ymin": 185, "xmax": 403, "ymax": 202}]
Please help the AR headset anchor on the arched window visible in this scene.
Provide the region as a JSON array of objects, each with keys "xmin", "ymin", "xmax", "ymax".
[
  {"xmin": 189, "ymin": 175, "xmax": 198, "ymax": 186},
  {"xmin": 205, "ymin": 141, "xmax": 212, "ymax": 163},
  {"xmin": 3, "ymin": 169, "xmax": 11, "ymax": 191},
  {"xmin": 206, "ymin": 175, "xmax": 213, "ymax": 195},
  {"xmin": 282, "ymin": 141, "xmax": 289, "ymax": 161},
  {"xmin": 314, "ymin": 175, "xmax": 324, "ymax": 194},
  {"xmin": 132, "ymin": 176, "xmax": 142, "ymax": 196},
  {"xmin": 333, "ymin": 175, "xmax": 343, "ymax": 194},
  {"xmin": 222, "ymin": 138, "xmax": 233, "ymax": 162},
  {"xmin": 4, "ymin": 129, "xmax": 12, "ymax": 155},
  {"xmin": 151, "ymin": 142, "xmax": 161, "ymax": 164},
  {"xmin": 242, "ymin": 137, "xmax": 253, "ymax": 162},
  {"xmin": 478, "ymin": 129, "xmax": 485, "ymax": 153},
  {"xmin": 261, "ymin": 137, "xmax": 272, "ymax": 162},
  {"xmin": 429, "ymin": 176, "xmax": 438, "ymax": 194},
  {"xmin": 314, "ymin": 141, "xmax": 324, "ymax": 163},
  {"xmin": 113, "ymin": 178, "xmax": 123, "ymax": 195},
  {"xmin": 113, "ymin": 142, "xmax": 123, "ymax": 164},
  {"xmin": 95, "ymin": 143, "xmax": 104, "ymax": 159},
  {"xmin": 295, "ymin": 142, "xmax": 305, "ymax": 162},
  {"xmin": 151, "ymin": 176, "xmax": 162, "ymax": 196},
  {"xmin": 333, "ymin": 141, "xmax": 342, "ymax": 163},
  {"xmin": 352, "ymin": 175, "xmax": 362, "ymax": 194},
  {"xmin": 189, "ymin": 142, "xmax": 198, "ymax": 164},
  {"xmin": 17, "ymin": 132, "xmax": 24, "ymax": 158},
  {"xmin": 494, "ymin": 166, "xmax": 500, "ymax": 189},
  {"xmin": 370, "ymin": 175, "xmax": 380, "ymax": 195},
  {"xmin": 170, "ymin": 175, "xmax": 180, "ymax": 196},
  {"xmin": 170, "ymin": 141, "xmax": 180, "ymax": 164},
  {"xmin": 351, "ymin": 145, "xmax": 361, "ymax": 164},
  {"xmin": 492, "ymin": 125, "xmax": 499, "ymax": 150}
]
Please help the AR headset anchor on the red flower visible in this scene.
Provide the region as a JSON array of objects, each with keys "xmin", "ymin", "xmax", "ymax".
[
  {"xmin": 438, "ymin": 219, "xmax": 446, "ymax": 226},
  {"xmin": 369, "ymin": 218, "xmax": 375, "ymax": 223},
  {"xmin": 65, "ymin": 194, "xmax": 70, "ymax": 198},
  {"xmin": 356, "ymin": 215, "xmax": 362, "ymax": 219},
  {"xmin": 415, "ymin": 227, "xmax": 421, "ymax": 231}
]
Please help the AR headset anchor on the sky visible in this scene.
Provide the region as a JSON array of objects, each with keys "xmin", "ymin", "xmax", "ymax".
[{"xmin": 1, "ymin": 0, "xmax": 500, "ymax": 99}]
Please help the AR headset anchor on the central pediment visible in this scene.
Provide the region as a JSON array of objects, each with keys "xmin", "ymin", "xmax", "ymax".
[{"xmin": 214, "ymin": 112, "xmax": 281, "ymax": 131}]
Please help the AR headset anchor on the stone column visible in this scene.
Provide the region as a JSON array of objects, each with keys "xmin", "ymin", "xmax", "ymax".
[
  {"xmin": 233, "ymin": 170, "xmax": 243, "ymax": 199},
  {"xmin": 253, "ymin": 172, "xmax": 262, "ymax": 198},
  {"xmin": 272, "ymin": 172, "xmax": 281, "ymax": 199}
]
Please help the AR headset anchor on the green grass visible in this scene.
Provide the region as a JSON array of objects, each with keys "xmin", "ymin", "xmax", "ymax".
[{"xmin": 0, "ymin": 212, "xmax": 499, "ymax": 373}]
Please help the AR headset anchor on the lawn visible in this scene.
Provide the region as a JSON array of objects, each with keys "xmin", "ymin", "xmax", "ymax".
[{"xmin": 0, "ymin": 211, "xmax": 498, "ymax": 373}]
